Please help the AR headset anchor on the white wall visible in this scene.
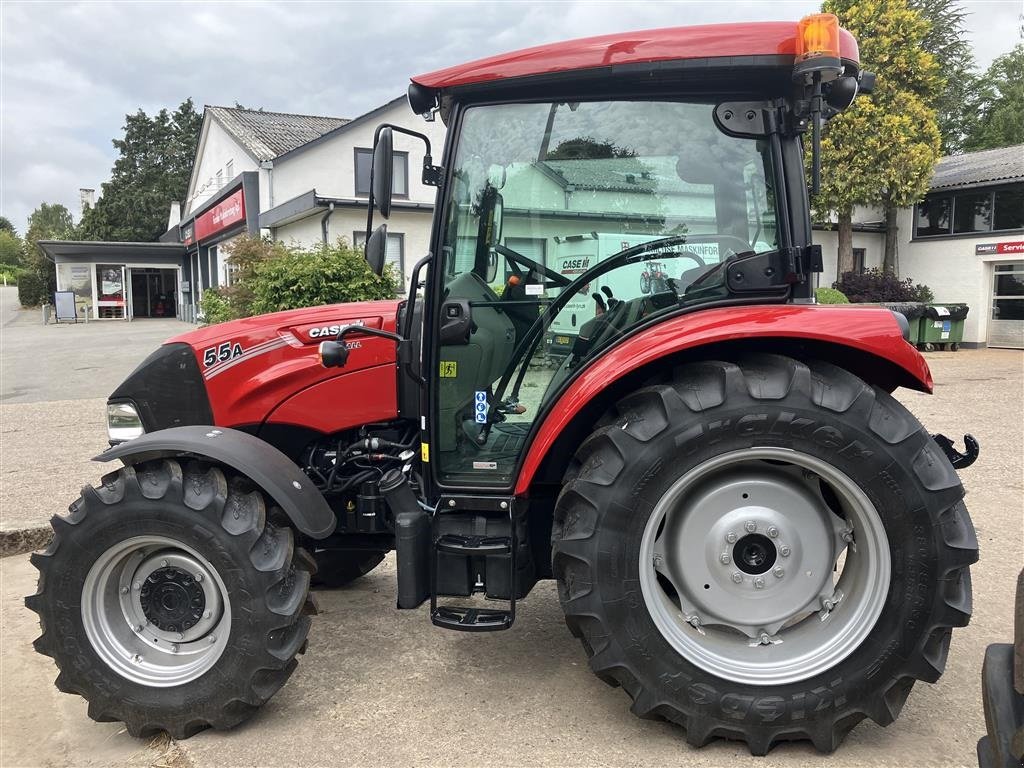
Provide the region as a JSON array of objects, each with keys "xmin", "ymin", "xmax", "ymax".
[
  {"xmin": 186, "ymin": 120, "xmax": 259, "ymax": 216},
  {"xmin": 813, "ymin": 229, "xmax": 885, "ymax": 289},
  {"xmin": 272, "ymin": 100, "xmax": 448, "ymax": 205},
  {"xmin": 897, "ymin": 206, "xmax": 1021, "ymax": 345}
]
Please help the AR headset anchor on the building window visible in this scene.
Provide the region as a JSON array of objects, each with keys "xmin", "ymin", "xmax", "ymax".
[
  {"xmin": 915, "ymin": 183, "xmax": 1024, "ymax": 238},
  {"xmin": 225, "ymin": 160, "xmax": 233, "ymax": 180},
  {"xmin": 992, "ymin": 262, "xmax": 1024, "ymax": 321},
  {"xmin": 216, "ymin": 169, "xmax": 223, "ymax": 189},
  {"xmin": 852, "ymin": 247, "xmax": 865, "ymax": 273},
  {"xmin": 354, "ymin": 230, "xmax": 405, "ymax": 286},
  {"xmin": 354, "ymin": 148, "xmax": 409, "ymax": 198}
]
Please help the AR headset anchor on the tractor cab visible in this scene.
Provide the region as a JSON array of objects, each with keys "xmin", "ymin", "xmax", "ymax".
[{"xmin": 342, "ymin": 15, "xmax": 869, "ymax": 491}]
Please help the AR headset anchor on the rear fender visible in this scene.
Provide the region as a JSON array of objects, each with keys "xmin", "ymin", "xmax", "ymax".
[
  {"xmin": 96, "ymin": 425, "xmax": 336, "ymax": 539},
  {"xmin": 515, "ymin": 304, "xmax": 931, "ymax": 495}
]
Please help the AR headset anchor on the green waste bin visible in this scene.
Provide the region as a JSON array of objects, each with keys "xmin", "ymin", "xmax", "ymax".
[{"xmin": 918, "ymin": 303, "xmax": 969, "ymax": 351}]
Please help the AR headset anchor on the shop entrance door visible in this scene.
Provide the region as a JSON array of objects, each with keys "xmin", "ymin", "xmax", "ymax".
[
  {"xmin": 129, "ymin": 268, "xmax": 179, "ymax": 318},
  {"xmin": 96, "ymin": 265, "xmax": 127, "ymax": 319},
  {"xmin": 988, "ymin": 262, "xmax": 1024, "ymax": 349}
]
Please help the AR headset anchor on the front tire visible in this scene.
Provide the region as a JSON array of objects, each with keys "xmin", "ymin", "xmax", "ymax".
[
  {"xmin": 26, "ymin": 459, "xmax": 314, "ymax": 739},
  {"xmin": 311, "ymin": 549, "xmax": 387, "ymax": 588},
  {"xmin": 552, "ymin": 355, "xmax": 977, "ymax": 754}
]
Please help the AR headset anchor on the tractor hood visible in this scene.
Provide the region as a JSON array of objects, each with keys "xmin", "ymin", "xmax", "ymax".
[{"xmin": 112, "ymin": 300, "xmax": 403, "ymax": 437}]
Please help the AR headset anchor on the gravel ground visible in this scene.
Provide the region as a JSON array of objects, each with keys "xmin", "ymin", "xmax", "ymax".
[{"xmin": 0, "ymin": 290, "xmax": 1020, "ymax": 768}]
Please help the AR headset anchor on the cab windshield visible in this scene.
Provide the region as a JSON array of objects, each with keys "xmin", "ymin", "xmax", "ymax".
[{"xmin": 435, "ymin": 99, "xmax": 780, "ymax": 486}]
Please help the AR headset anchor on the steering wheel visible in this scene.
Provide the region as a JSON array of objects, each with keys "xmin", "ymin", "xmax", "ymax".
[{"xmin": 493, "ymin": 243, "xmax": 572, "ymax": 288}]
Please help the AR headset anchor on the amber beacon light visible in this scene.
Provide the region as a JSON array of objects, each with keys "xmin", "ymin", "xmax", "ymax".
[{"xmin": 796, "ymin": 13, "xmax": 841, "ymax": 62}]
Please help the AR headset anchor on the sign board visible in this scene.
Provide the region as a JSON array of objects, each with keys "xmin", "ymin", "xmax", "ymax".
[
  {"xmin": 181, "ymin": 221, "xmax": 195, "ymax": 246},
  {"xmin": 54, "ymin": 291, "xmax": 78, "ymax": 323},
  {"xmin": 195, "ymin": 189, "xmax": 246, "ymax": 242},
  {"xmin": 976, "ymin": 241, "xmax": 1024, "ymax": 256}
]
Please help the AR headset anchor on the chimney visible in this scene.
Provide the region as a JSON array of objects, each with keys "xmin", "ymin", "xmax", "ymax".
[
  {"xmin": 167, "ymin": 201, "xmax": 182, "ymax": 230},
  {"xmin": 79, "ymin": 188, "xmax": 95, "ymax": 214}
]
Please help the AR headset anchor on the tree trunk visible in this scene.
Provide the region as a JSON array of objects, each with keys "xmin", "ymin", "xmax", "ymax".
[
  {"xmin": 883, "ymin": 197, "xmax": 899, "ymax": 274},
  {"xmin": 837, "ymin": 211, "xmax": 855, "ymax": 278}
]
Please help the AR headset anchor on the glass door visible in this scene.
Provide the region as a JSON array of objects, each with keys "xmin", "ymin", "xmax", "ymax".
[
  {"xmin": 96, "ymin": 264, "xmax": 127, "ymax": 319},
  {"xmin": 988, "ymin": 262, "xmax": 1024, "ymax": 349}
]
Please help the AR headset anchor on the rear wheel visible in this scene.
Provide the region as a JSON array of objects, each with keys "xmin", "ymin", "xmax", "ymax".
[
  {"xmin": 26, "ymin": 459, "xmax": 314, "ymax": 739},
  {"xmin": 552, "ymin": 355, "xmax": 977, "ymax": 754}
]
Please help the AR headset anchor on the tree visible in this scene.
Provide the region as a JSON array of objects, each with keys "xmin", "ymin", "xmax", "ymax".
[
  {"xmin": 0, "ymin": 231, "xmax": 24, "ymax": 269},
  {"xmin": 909, "ymin": 0, "xmax": 978, "ymax": 154},
  {"xmin": 964, "ymin": 44, "xmax": 1024, "ymax": 151},
  {"xmin": 816, "ymin": 0, "xmax": 942, "ymax": 274},
  {"xmin": 0, "ymin": 216, "xmax": 16, "ymax": 236},
  {"xmin": 79, "ymin": 99, "xmax": 202, "ymax": 242},
  {"xmin": 20, "ymin": 202, "xmax": 77, "ymax": 304}
]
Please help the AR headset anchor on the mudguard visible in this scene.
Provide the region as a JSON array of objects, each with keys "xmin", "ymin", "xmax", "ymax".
[
  {"xmin": 95, "ymin": 425, "xmax": 336, "ymax": 539},
  {"xmin": 515, "ymin": 303, "xmax": 932, "ymax": 495}
]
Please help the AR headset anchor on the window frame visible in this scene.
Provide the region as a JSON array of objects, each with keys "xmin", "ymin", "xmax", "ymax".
[
  {"xmin": 353, "ymin": 229, "xmax": 406, "ymax": 289},
  {"xmin": 913, "ymin": 183, "xmax": 1024, "ymax": 241},
  {"xmin": 354, "ymin": 147, "xmax": 410, "ymax": 199}
]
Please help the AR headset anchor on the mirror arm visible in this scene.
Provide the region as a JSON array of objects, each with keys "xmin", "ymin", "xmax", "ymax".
[{"xmin": 374, "ymin": 122, "xmax": 444, "ymax": 188}]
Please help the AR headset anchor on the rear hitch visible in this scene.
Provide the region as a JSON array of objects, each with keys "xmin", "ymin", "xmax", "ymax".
[{"xmin": 932, "ymin": 433, "xmax": 980, "ymax": 469}]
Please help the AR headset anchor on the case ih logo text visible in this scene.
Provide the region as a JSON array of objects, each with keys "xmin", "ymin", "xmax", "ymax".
[
  {"xmin": 561, "ymin": 257, "xmax": 590, "ymax": 274},
  {"xmin": 307, "ymin": 320, "xmax": 366, "ymax": 339}
]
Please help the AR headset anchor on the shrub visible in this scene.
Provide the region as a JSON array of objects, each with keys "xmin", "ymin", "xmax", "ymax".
[
  {"xmin": 16, "ymin": 270, "xmax": 47, "ymax": 307},
  {"xmin": 249, "ymin": 239, "xmax": 398, "ymax": 316},
  {"xmin": 815, "ymin": 286, "xmax": 849, "ymax": 304},
  {"xmin": 199, "ymin": 288, "xmax": 233, "ymax": 325},
  {"xmin": 834, "ymin": 268, "xmax": 934, "ymax": 303},
  {"xmin": 0, "ymin": 265, "xmax": 23, "ymax": 285}
]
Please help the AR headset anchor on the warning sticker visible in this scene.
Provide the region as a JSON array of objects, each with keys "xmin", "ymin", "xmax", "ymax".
[
  {"xmin": 524, "ymin": 283, "xmax": 544, "ymax": 296},
  {"xmin": 474, "ymin": 391, "xmax": 489, "ymax": 424},
  {"xmin": 420, "ymin": 443, "xmax": 430, "ymax": 463},
  {"xmin": 439, "ymin": 361, "xmax": 458, "ymax": 378}
]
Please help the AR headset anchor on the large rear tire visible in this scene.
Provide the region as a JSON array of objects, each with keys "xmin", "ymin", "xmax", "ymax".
[
  {"xmin": 552, "ymin": 355, "xmax": 977, "ymax": 754},
  {"xmin": 26, "ymin": 459, "xmax": 314, "ymax": 739}
]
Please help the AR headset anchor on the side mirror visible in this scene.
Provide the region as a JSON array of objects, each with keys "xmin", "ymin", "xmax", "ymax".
[
  {"xmin": 372, "ymin": 127, "xmax": 394, "ymax": 219},
  {"xmin": 365, "ymin": 224, "xmax": 388, "ymax": 276}
]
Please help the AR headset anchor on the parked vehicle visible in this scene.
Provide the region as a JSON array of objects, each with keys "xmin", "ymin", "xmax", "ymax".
[{"xmin": 28, "ymin": 14, "xmax": 980, "ymax": 755}]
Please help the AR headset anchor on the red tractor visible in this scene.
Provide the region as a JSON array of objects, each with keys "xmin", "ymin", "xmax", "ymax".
[{"xmin": 28, "ymin": 15, "xmax": 980, "ymax": 755}]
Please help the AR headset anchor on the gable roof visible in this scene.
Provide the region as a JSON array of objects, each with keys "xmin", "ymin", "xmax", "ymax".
[
  {"xmin": 206, "ymin": 106, "xmax": 350, "ymax": 162},
  {"xmin": 272, "ymin": 95, "xmax": 408, "ymax": 164},
  {"xmin": 930, "ymin": 144, "xmax": 1024, "ymax": 191},
  {"xmin": 543, "ymin": 156, "xmax": 710, "ymax": 195}
]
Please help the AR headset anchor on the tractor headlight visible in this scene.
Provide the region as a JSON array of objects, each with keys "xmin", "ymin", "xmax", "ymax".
[{"xmin": 107, "ymin": 402, "xmax": 144, "ymax": 443}]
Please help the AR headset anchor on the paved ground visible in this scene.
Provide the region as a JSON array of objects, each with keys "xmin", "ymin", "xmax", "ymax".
[{"xmin": 0, "ymin": 296, "xmax": 1020, "ymax": 766}]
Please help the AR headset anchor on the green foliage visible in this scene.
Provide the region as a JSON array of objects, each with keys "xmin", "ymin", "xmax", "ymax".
[
  {"xmin": 16, "ymin": 270, "xmax": 48, "ymax": 307},
  {"xmin": 815, "ymin": 286, "xmax": 850, "ymax": 304},
  {"xmin": 964, "ymin": 44, "xmax": 1024, "ymax": 151},
  {"xmin": 249, "ymin": 239, "xmax": 398, "ymax": 316},
  {"xmin": 0, "ymin": 216, "xmax": 16, "ymax": 236},
  {"xmin": 78, "ymin": 99, "xmax": 202, "ymax": 242},
  {"xmin": 816, "ymin": 0, "xmax": 943, "ymax": 214},
  {"xmin": 835, "ymin": 268, "xmax": 934, "ymax": 302},
  {"xmin": 199, "ymin": 236, "xmax": 398, "ymax": 325},
  {"xmin": 22, "ymin": 202, "xmax": 75, "ymax": 300},
  {"xmin": 199, "ymin": 288, "xmax": 234, "ymax": 325},
  {"xmin": 909, "ymin": 0, "xmax": 978, "ymax": 154},
  {"xmin": 0, "ymin": 266, "xmax": 23, "ymax": 284},
  {"xmin": 0, "ymin": 230, "xmax": 24, "ymax": 268}
]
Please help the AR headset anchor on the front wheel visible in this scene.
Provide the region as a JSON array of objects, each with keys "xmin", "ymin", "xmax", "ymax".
[
  {"xmin": 552, "ymin": 355, "xmax": 977, "ymax": 754},
  {"xmin": 26, "ymin": 459, "xmax": 314, "ymax": 739}
]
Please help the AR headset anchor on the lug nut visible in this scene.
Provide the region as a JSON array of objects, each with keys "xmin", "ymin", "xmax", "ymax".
[
  {"xmin": 759, "ymin": 632, "xmax": 770, "ymax": 645},
  {"xmin": 194, "ymin": 572, "xmax": 204, "ymax": 582},
  {"xmin": 120, "ymin": 586, "xmax": 129, "ymax": 595},
  {"xmin": 653, "ymin": 554, "xmax": 663, "ymax": 567},
  {"xmin": 132, "ymin": 581, "xmax": 141, "ymax": 590},
  {"xmin": 725, "ymin": 532, "xmax": 737, "ymax": 544},
  {"xmin": 731, "ymin": 572, "xmax": 743, "ymax": 584},
  {"xmin": 754, "ymin": 577, "xmax": 765, "ymax": 589},
  {"xmin": 135, "ymin": 624, "xmax": 144, "ymax": 633},
  {"xmin": 767, "ymin": 526, "xmax": 779, "ymax": 538},
  {"xmin": 842, "ymin": 531, "xmax": 854, "ymax": 543},
  {"xmin": 719, "ymin": 553, "xmax": 730, "ymax": 565},
  {"xmin": 160, "ymin": 559, "xmax": 168, "ymax": 567},
  {"xmin": 170, "ymin": 643, "xmax": 179, "ymax": 653},
  {"xmin": 203, "ymin": 611, "xmax": 212, "ymax": 620},
  {"xmin": 773, "ymin": 567, "xmax": 785, "ymax": 578},
  {"xmin": 744, "ymin": 520, "xmax": 756, "ymax": 533},
  {"xmin": 208, "ymin": 635, "xmax": 217, "ymax": 644},
  {"xmin": 780, "ymin": 545, "xmax": 791, "ymax": 557}
]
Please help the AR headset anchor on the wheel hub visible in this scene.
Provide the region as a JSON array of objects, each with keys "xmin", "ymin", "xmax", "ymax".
[
  {"xmin": 733, "ymin": 533, "xmax": 776, "ymax": 574},
  {"xmin": 139, "ymin": 566, "xmax": 206, "ymax": 633}
]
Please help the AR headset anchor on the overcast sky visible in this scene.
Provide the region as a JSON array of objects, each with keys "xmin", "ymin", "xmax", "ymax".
[{"xmin": 1, "ymin": 0, "xmax": 1021, "ymax": 234}]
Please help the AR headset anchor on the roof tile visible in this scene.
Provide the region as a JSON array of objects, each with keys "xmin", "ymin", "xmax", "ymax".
[
  {"xmin": 206, "ymin": 106, "xmax": 349, "ymax": 162},
  {"xmin": 931, "ymin": 144, "xmax": 1024, "ymax": 190}
]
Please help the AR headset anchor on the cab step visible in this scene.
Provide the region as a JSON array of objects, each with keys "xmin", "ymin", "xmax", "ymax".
[{"xmin": 430, "ymin": 530, "xmax": 516, "ymax": 632}]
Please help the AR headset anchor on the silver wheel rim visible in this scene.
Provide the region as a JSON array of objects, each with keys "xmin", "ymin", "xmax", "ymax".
[
  {"xmin": 81, "ymin": 535, "xmax": 231, "ymax": 687},
  {"xmin": 638, "ymin": 447, "xmax": 890, "ymax": 686}
]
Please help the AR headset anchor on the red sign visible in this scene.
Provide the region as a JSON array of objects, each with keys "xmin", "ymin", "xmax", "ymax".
[
  {"xmin": 195, "ymin": 189, "xmax": 245, "ymax": 242},
  {"xmin": 976, "ymin": 241, "xmax": 1024, "ymax": 255}
]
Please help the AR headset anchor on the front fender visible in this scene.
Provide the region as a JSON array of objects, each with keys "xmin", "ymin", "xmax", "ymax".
[
  {"xmin": 515, "ymin": 304, "xmax": 931, "ymax": 495},
  {"xmin": 96, "ymin": 425, "xmax": 336, "ymax": 539}
]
